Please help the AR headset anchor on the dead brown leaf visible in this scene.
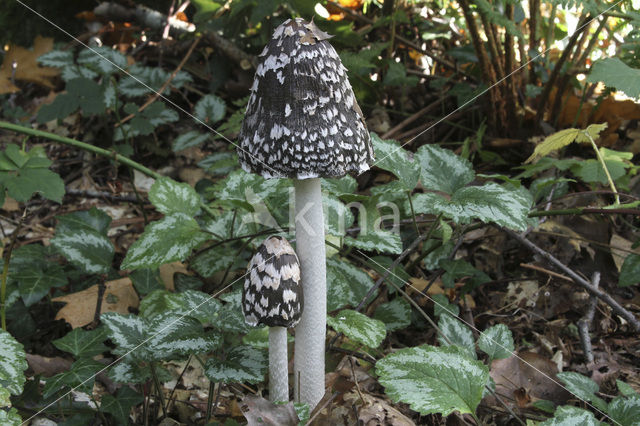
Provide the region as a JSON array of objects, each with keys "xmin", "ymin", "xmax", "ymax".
[
  {"xmin": 0, "ymin": 36, "xmax": 59, "ymax": 94},
  {"xmin": 240, "ymin": 395, "xmax": 299, "ymax": 426},
  {"xmin": 52, "ymin": 277, "xmax": 139, "ymax": 328},
  {"xmin": 343, "ymin": 392, "xmax": 415, "ymax": 426}
]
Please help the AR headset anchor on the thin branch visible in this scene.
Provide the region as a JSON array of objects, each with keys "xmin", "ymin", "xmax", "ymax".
[
  {"xmin": 578, "ymin": 272, "xmax": 600, "ymax": 364},
  {"xmin": 503, "ymin": 228, "xmax": 640, "ymax": 331}
]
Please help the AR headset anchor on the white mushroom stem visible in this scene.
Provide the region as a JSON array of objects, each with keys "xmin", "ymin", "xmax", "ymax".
[
  {"xmin": 293, "ymin": 177, "xmax": 326, "ymax": 409},
  {"xmin": 269, "ymin": 326, "xmax": 289, "ymax": 402}
]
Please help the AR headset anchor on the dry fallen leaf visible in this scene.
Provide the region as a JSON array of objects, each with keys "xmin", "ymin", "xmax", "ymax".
[
  {"xmin": 343, "ymin": 392, "xmax": 416, "ymax": 426},
  {"xmin": 53, "ymin": 277, "xmax": 139, "ymax": 328},
  {"xmin": 0, "ymin": 36, "xmax": 59, "ymax": 94},
  {"xmin": 159, "ymin": 262, "xmax": 191, "ymax": 291},
  {"xmin": 240, "ymin": 395, "xmax": 299, "ymax": 426}
]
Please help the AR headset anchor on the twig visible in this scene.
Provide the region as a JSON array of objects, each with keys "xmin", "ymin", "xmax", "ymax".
[
  {"xmin": 503, "ymin": 228, "xmax": 640, "ymax": 331},
  {"xmin": 116, "ymin": 36, "xmax": 201, "ymax": 127},
  {"xmin": 578, "ymin": 272, "xmax": 600, "ymax": 364},
  {"xmin": 520, "ymin": 263, "xmax": 573, "ymax": 282},
  {"xmin": 381, "ymin": 97, "xmax": 449, "ymax": 139},
  {"xmin": 0, "ymin": 209, "xmax": 25, "ymax": 330}
]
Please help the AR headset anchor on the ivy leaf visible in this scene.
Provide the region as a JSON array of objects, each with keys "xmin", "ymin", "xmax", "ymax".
[
  {"xmin": 432, "ymin": 293, "xmax": 459, "ymax": 317},
  {"xmin": 52, "ymin": 327, "xmax": 109, "ymax": 358},
  {"xmin": 42, "ymin": 358, "xmax": 104, "ymax": 399},
  {"xmin": 328, "ymin": 309, "xmax": 386, "ymax": 348},
  {"xmin": 194, "ymin": 94, "xmax": 226, "ymax": 124},
  {"xmin": 371, "ymin": 133, "xmax": 420, "ymax": 191},
  {"xmin": 326, "ymin": 257, "xmax": 376, "ymax": 312},
  {"xmin": 477, "ymin": 324, "xmax": 514, "ymax": 361},
  {"xmin": 587, "ymin": 57, "xmax": 640, "ymax": 99},
  {"xmin": 540, "ymin": 405, "xmax": 599, "ymax": 426},
  {"xmin": 0, "ymin": 329, "xmax": 28, "ymax": 395},
  {"xmin": 129, "ymin": 268, "xmax": 164, "ymax": 296},
  {"xmin": 376, "ymin": 345, "xmax": 489, "ymax": 417},
  {"xmin": 100, "ymin": 387, "xmax": 143, "ymax": 426},
  {"xmin": 205, "ymin": 345, "xmax": 267, "ymax": 384},
  {"xmin": 416, "ymin": 144, "xmax": 474, "ymax": 194},
  {"xmin": 149, "ymin": 177, "xmax": 200, "ymax": 216},
  {"xmin": 172, "ymin": 131, "xmax": 210, "ymax": 152},
  {"xmin": 0, "ymin": 144, "xmax": 64, "ymax": 203},
  {"xmin": 438, "ymin": 313, "xmax": 476, "ymax": 360},
  {"xmin": 373, "ymin": 298, "xmax": 412, "ymax": 331},
  {"xmin": 557, "ymin": 372, "xmax": 608, "ymax": 412},
  {"xmin": 608, "ymin": 395, "xmax": 640, "ymax": 426},
  {"xmin": 51, "ymin": 208, "xmax": 114, "ymax": 274},
  {"xmin": 121, "ymin": 213, "xmax": 208, "ymax": 270}
]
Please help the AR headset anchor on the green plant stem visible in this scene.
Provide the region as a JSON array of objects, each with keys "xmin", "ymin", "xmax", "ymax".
[
  {"xmin": 584, "ymin": 131, "xmax": 620, "ymax": 205},
  {"xmin": 149, "ymin": 361, "xmax": 167, "ymax": 419},
  {"xmin": 0, "ymin": 212, "xmax": 23, "ymax": 330},
  {"xmin": 0, "ymin": 121, "xmax": 217, "ymax": 218},
  {"xmin": 406, "ymin": 191, "xmax": 420, "ymax": 236},
  {"xmin": 528, "ymin": 207, "xmax": 638, "ymax": 217}
]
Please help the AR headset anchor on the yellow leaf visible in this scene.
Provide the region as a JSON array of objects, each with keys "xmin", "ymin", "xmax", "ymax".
[
  {"xmin": 525, "ymin": 128, "xmax": 580, "ymax": 163},
  {"xmin": 0, "ymin": 36, "xmax": 59, "ymax": 94},
  {"xmin": 575, "ymin": 122, "xmax": 608, "ymax": 143}
]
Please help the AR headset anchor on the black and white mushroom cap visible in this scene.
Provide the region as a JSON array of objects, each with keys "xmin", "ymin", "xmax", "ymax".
[
  {"xmin": 242, "ymin": 236, "xmax": 303, "ymax": 328},
  {"xmin": 238, "ymin": 18, "xmax": 374, "ymax": 179}
]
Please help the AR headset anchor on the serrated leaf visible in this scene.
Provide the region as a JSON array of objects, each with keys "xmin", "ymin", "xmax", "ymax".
[
  {"xmin": 100, "ymin": 386, "xmax": 143, "ymax": 426},
  {"xmin": 557, "ymin": 372, "xmax": 607, "ymax": 412},
  {"xmin": 172, "ymin": 131, "xmax": 210, "ymax": 152},
  {"xmin": 60, "ymin": 64, "xmax": 98, "ymax": 82},
  {"xmin": 478, "ymin": 324, "xmax": 514, "ymax": 361},
  {"xmin": 326, "ymin": 257, "xmax": 377, "ymax": 312},
  {"xmin": 371, "ymin": 133, "xmax": 420, "ymax": 190},
  {"xmin": 194, "ymin": 94, "xmax": 226, "ymax": 124},
  {"xmin": 608, "ymin": 395, "xmax": 640, "ymax": 426},
  {"xmin": 343, "ymin": 232, "xmax": 403, "ymax": 254},
  {"xmin": 619, "ymin": 254, "xmax": 640, "ymax": 287},
  {"xmin": 571, "ymin": 158, "xmax": 628, "ymax": 185},
  {"xmin": 0, "ymin": 146, "xmax": 64, "ymax": 202},
  {"xmin": 118, "ymin": 65, "xmax": 192, "ymax": 97},
  {"xmin": 575, "ymin": 123, "xmax": 608, "ymax": 143},
  {"xmin": 52, "ymin": 327, "xmax": 109, "ymax": 358},
  {"xmin": 38, "ymin": 49, "xmax": 73, "ymax": 68},
  {"xmin": 328, "ymin": 309, "xmax": 386, "ymax": 348},
  {"xmin": 587, "ymin": 57, "xmax": 640, "ymax": 99},
  {"xmin": 0, "ymin": 330, "xmax": 28, "ymax": 395},
  {"xmin": 51, "ymin": 210, "xmax": 114, "ymax": 274},
  {"xmin": 324, "ymin": 194, "xmax": 353, "ymax": 236},
  {"xmin": 121, "ymin": 213, "xmax": 208, "ymax": 270},
  {"xmin": 416, "ymin": 144, "xmax": 474, "ymax": 193},
  {"xmin": 526, "ymin": 128, "xmax": 581, "ymax": 164},
  {"xmin": 129, "ymin": 268, "xmax": 163, "ymax": 295},
  {"xmin": 77, "ymin": 47, "xmax": 127, "ymax": 75},
  {"xmin": 438, "ymin": 313, "xmax": 476, "ymax": 359},
  {"xmin": 197, "ymin": 151, "xmax": 238, "ymax": 176},
  {"xmin": 376, "ymin": 345, "xmax": 489, "ymax": 417},
  {"xmin": 540, "ymin": 405, "xmax": 599, "ymax": 426},
  {"xmin": 322, "ymin": 176, "xmax": 358, "ymax": 198},
  {"xmin": 149, "ymin": 177, "xmax": 200, "ymax": 216},
  {"xmin": 191, "ymin": 245, "xmax": 236, "ymax": 278},
  {"xmin": 205, "ymin": 345, "xmax": 267, "ymax": 384},
  {"xmin": 617, "ymin": 380, "xmax": 638, "ymax": 397},
  {"xmin": 373, "ymin": 298, "xmax": 412, "ymax": 331}
]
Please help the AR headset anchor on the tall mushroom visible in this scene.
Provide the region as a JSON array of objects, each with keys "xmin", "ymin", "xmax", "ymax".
[
  {"xmin": 242, "ymin": 236, "xmax": 303, "ymax": 402},
  {"xmin": 238, "ymin": 18, "xmax": 373, "ymax": 409}
]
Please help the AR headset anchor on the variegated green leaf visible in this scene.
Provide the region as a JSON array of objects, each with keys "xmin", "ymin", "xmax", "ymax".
[
  {"xmin": 416, "ymin": 144, "xmax": 474, "ymax": 194},
  {"xmin": 371, "ymin": 133, "xmax": 420, "ymax": 191},
  {"xmin": 540, "ymin": 405, "xmax": 599, "ymax": 426},
  {"xmin": 191, "ymin": 245, "xmax": 236, "ymax": 278},
  {"xmin": 373, "ymin": 298, "xmax": 412, "ymax": 331},
  {"xmin": 205, "ymin": 345, "xmax": 267, "ymax": 384},
  {"xmin": 327, "ymin": 309, "xmax": 386, "ymax": 348},
  {"xmin": 194, "ymin": 94, "xmax": 226, "ymax": 124},
  {"xmin": 438, "ymin": 313, "xmax": 476, "ymax": 359},
  {"xmin": 172, "ymin": 131, "xmax": 210, "ymax": 152},
  {"xmin": 376, "ymin": 345, "xmax": 489, "ymax": 417},
  {"xmin": 42, "ymin": 358, "xmax": 104, "ymax": 399},
  {"xmin": 121, "ymin": 213, "xmax": 208, "ymax": 270},
  {"xmin": 100, "ymin": 387, "xmax": 143, "ymax": 425},
  {"xmin": 478, "ymin": 324, "xmax": 514, "ymax": 361},
  {"xmin": 149, "ymin": 177, "xmax": 200, "ymax": 216},
  {"xmin": 326, "ymin": 257, "xmax": 376, "ymax": 312},
  {"xmin": 0, "ymin": 330, "xmax": 28, "ymax": 395},
  {"xmin": 608, "ymin": 395, "xmax": 640, "ymax": 426}
]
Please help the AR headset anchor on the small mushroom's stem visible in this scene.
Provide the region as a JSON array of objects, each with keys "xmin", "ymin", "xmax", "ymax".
[
  {"xmin": 269, "ymin": 326, "xmax": 289, "ymax": 402},
  {"xmin": 293, "ymin": 177, "xmax": 326, "ymax": 409}
]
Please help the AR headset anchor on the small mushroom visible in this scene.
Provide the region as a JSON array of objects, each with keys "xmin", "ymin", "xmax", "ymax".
[
  {"xmin": 238, "ymin": 17, "xmax": 373, "ymax": 408},
  {"xmin": 242, "ymin": 235, "xmax": 303, "ymax": 402}
]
